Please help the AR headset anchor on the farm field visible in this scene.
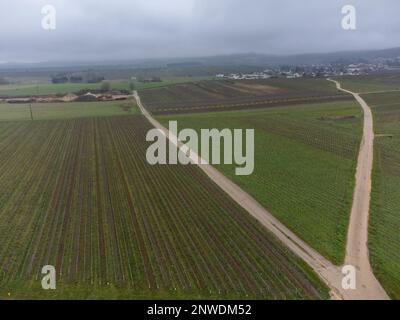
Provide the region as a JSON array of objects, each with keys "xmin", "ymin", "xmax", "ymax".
[
  {"xmin": 158, "ymin": 100, "xmax": 363, "ymax": 264},
  {"xmin": 334, "ymin": 74, "xmax": 400, "ymax": 93},
  {"xmin": 0, "ymin": 107, "xmax": 329, "ymax": 299},
  {"xmin": 140, "ymin": 79, "xmax": 352, "ymax": 115},
  {"xmin": 0, "ymin": 100, "xmax": 139, "ymax": 121},
  {"xmin": 0, "ymin": 77, "xmax": 214, "ymax": 98},
  {"xmin": 362, "ymin": 91, "xmax": 400, "ymax": 299}
]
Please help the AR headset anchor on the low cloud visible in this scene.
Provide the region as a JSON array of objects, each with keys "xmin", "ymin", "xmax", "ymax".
[{"xmin": 0, "ymin": 0, "xmax": 399, "ymax": 62}]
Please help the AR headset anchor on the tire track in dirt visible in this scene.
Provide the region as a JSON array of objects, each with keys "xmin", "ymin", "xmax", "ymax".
[{"xmin": 328, "ymin": 79, "xmax": 389, "ymax": 300}]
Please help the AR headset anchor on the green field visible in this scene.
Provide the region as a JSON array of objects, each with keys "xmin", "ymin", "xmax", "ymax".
[
  {"xmin": 362, "ymin": 91, "xmax": 400, "ymax": 299},
  {"xmin": 259, "ymin": 78, "xmax": 343, "ymax": 93},
  {"xmin": 334, "ymin": 75, "xmax": 400, "ymax": 93},
  {"xmin": 140, "ymin": 78, "xmax": 351, "ymax": 115},
  {"xmin": 0, "ymin": 101, "xmax": 329, "ymax": 299},
  {"xmin": 159, "ymin": 101, "xmax": 363, "ymax": 264},
  {"xmin": 0, "ymin": 100, "xmax": 139, "ymax": 121},
  {"xmin": 0, "ymin": 77, "xmax": 214, "ymax": 97}
]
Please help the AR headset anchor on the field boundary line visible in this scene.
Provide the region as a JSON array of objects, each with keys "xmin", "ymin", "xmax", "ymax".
[
  {"xmin": 149, "ymin": 95, "xmax": 352, "ymax": 115},
  {"xmin": 328, "ymin": 79, "xmax": 390, "ymax": 300},
  {"xmin": 358, "ymin": 89, "xmax": 400, "ymax": 95}
]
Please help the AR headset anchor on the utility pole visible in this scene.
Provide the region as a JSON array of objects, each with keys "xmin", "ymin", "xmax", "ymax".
[{"xmin": 29, "ymin": 103, "xmax": 34, "ymax": 121}]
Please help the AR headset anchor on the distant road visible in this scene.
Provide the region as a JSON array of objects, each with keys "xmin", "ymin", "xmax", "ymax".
[
  {"xmin": 134, "ymin": 89, "xmax": 389, "ymax": 300},
  {"xmin": 328, "ymin": 79, "xmax": 389, "ymax": 300}
]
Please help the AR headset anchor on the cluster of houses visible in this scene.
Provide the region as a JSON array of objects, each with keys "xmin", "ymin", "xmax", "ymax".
[
  {"xmin": 215, "ymin": 58, "xmax": 400, "ymax": 80},
  {"xmin": 217, "ymin": 70, "xmax": 305, "ymax": 80},
  {"xmin": 216, "ymin": 72, "xmax": 273, "ymax": 80}
]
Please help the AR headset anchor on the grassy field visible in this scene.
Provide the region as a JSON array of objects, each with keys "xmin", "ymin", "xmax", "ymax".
[
  {"xmin": 335, "ymin": 74, "xmax": 400, "ymax": 93},
  {"xmin": 0, "ymin": 102, "xmax": 329, "ymax": 299},
  {"xmin": 0, "ymin": 77, "xmax": 214, "ymax": 97},
  {"xmin": 140, "ymin": 79, "xmax": 351, "ymax": 115},
  {"xmin": 0, "ymin": 82, "xmax": 123, "ymax": 97},
  {"xmin": 158, "ymin": 101, "xmax": 363, "ymax": 264},
  {"xmin": 362, "ymin": 91, "xmax": 400, "ymax": 299},
  {"xmin": 0, "ymin": 100, "xmax": 139, "ymax": 121}
]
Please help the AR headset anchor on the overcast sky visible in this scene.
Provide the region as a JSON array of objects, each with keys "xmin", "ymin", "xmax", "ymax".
[{"xmin": 1, "ymin": 0, "xmax": 399, "ymax": 62}]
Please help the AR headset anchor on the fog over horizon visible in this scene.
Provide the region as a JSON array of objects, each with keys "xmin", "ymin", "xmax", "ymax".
[{"xmin": 1, "ymin": 0, "xmax": 399, "ymax": 63}]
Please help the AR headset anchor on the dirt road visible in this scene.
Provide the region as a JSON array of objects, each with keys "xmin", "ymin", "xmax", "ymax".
[
  {"xmin": 134, "ymin": 90, "xmax": 389, "ymax": 300},
  {"xmin": 328, "ymin": 80, "xmax": 389, "ymax": 300}
]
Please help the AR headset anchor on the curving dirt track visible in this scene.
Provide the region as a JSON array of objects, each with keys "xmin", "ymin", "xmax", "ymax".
[
  {"xmin": 134, "ymin": 89, "xmax": 389, "ymax": 300},
  {"xmin": 328, "ymin": 79, "xmax": 389, "ymax": 300}
]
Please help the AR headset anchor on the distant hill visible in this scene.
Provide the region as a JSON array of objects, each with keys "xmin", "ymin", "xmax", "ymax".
[
  {"xmin": 194, "ymin": 47, "xmax": 400, "ymax": 66},
  {"xmin": 1, "ymin": 47, "xmax": 400, "ymax": 70}
]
